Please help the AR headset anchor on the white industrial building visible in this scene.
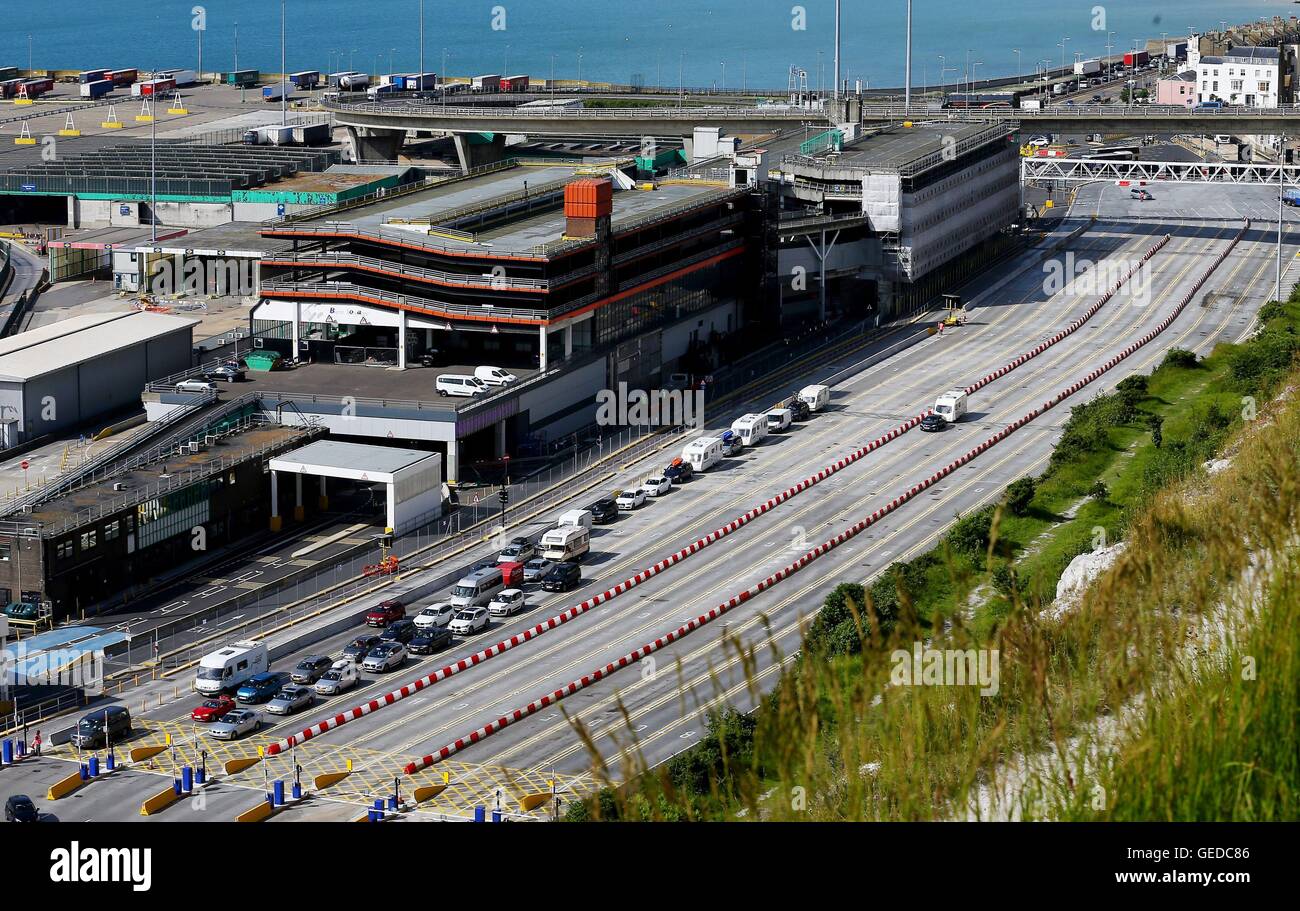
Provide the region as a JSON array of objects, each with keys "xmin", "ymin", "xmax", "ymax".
[
  {"xmin": 1196, "ymin": 46, "xmax": 1286, "ymax": 107},
  {"xmin": 0, "ymin": 311, "xmax": 196, "ymax": 447}
]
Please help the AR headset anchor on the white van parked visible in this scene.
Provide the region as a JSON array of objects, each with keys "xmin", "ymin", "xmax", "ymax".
[
  {"xmin": 682, "ymin": 437, "xmax": 722, "ymax": 473},
  {"xmin": 540, "ymin": 525, "xmax": 590, "ymax": 562},
  {"xmin": 731, "ymin": 413, "xmax": 769, "ymax": 446},
  {"xmin": 194, "ymin": 641, "xmax": 268, "ymax": 696},
  {"xmin": 766, "ymin": 408, "xmax": 794, "ymax": 432},
  {"xmin": 450, "ymin": 566, "xmax": 505, "ymax": 608},
  {"xmin": 436, "ymin": 374, "xmax": 488, "ymax": 397},
  {"xmin": 799, "ymin": 384, "xmax": 831, "ymax": 412},
  {"xmin": 474, "ymin": 365, "xmax": 518, "ymax": 387},
  {"xmin": 557, "ymin": 508, "xmax": 593, "ymax": 530},
  {"xmin": 934, "ymin": 389, "xmax": 969, "ymax": 423}
]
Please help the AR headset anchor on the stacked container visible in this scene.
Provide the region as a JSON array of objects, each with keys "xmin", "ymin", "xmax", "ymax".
[{"xmin": 564, "ymin": 178, "xmax": 613, "ymax": 238}]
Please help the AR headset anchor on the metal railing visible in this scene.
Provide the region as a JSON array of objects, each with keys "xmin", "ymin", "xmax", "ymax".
[
  {"xmin": 264, "ymin": 250, "xmax": 554, "ymax": 293},
  {"xmin": 325, "ymin": 98, "xmax": 822, "ymax": 121},
  {"xmin": 258, "ymin": 280, "xmax": 551, "ymax": 323}
]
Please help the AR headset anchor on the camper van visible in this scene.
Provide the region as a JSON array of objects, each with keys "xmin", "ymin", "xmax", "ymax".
[
  {"xmin": 557, "ymin": 509, "xmax": 593, "ymax": 530},
  {"xmin": 799, "ymin": 384, "xmax": 831, "ymax": 412},
  {"xmin": 541, "ymin": 525, "xmax": 591, "ymax": 562},
  {"xmin": 682, "ymin": 437, "xmax": 723, "ymax": 472},
  {"xmin": 731, "ymin": 413, "xmax": 770, "ymax": 447},
  {"xmin": 934, "ymin": 390, "xmax": 969, "ymax": 423},
  {"xmin": 450, "ymin": 566, "xmax": 505, "ymax": 608},
  {"xmin": 194, "ymin": 641, "xmax": 269, "ymax": 696},
  {"xmin": 766, "ymin": 408, "xmax": 794, "ymax": 432}
]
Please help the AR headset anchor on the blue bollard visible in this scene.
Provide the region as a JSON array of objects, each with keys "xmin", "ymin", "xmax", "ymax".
[
  {"xmin": 88, "ymin": 756, "xmax": 100, "ymax": 777},
  {"xmin": 1, "ymin": 740, "xmax": 12, "ymax": 766},
  {"xmin": 195, "ymin": 768, "xmax": 206, "ymax": 786},
  {"xmin": 105, "ymin": 751, "xmax": 115, "ymax": 772},
  {"xmin": 265, "ymin": 792, "xmax": 275, "ymax": 807},
  {"xmin": 79, "ymin": 763, "xmax": 89, "ymax": 780},
  {"xmin": 182, "ymin": 767, "xmax": 193, "ymax": 794},
  {"xmin": 291, "ymin": 782, "xmax": 302, "ymax": 800},
  {"xmin": 474, "ymin": 805, "xmax": 485, "ymax": 822},
  {"xmin": 367, "ymin": 809, "xmax": 379, "ymax": 822},
  {"xmin": 273, "ymin": 780, "xmax": 285, "ymax": 807},
  {"xmin": 173, "ymin": 778, "xmax": 183, "ymax": 795},
  {"xmin": 372, "ymin": 798, "xmax": 384, "ymax": 821},
  {"xmin": 387, "ymin": 794, "xmax": 398, "ymax": 811},
  {"xmin": 492, "ymin": 810, "xmax": 501, "ymax": 823},
  {"xmin": 16, "ymin": 740, "xmax": 25, "ymax": 757}
]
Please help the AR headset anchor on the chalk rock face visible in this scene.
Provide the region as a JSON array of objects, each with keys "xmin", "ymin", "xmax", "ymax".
[{"xmin": 1047, "ymin": 542, "xmax": 1128, "ymax": 620}]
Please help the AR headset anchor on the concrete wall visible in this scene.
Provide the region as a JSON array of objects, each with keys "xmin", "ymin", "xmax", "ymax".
[
  {"xmin": 518, "ymin": 356, "xmax": 606, "ymax": 441},
  {"xmin": 232, "ymin": 201, "xmax": 319, "ymax": 221},
  {"xmin": 151, "ymin": 201, "xmax": 233, "ymax": 229},
  {"xmin": 661, "ymin": 300, "xmax": 737, "ymax": 365}
]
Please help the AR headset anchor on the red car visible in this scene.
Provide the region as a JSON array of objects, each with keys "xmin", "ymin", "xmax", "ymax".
[
  {"xmin": 366, "ymin": 599, "xmax": 405, "ymax": 627},
  {"xmin": 190, "ymin": 695, "xmax": 237, "ymax": 723}
]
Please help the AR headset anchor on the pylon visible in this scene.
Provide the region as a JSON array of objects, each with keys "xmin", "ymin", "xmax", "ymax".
[
  {"xmin": 58, "ymin": 113, "xmax": 80, "ymax": 137},
  {"xmin": 135, "ymin": 98, "xmax": 154, "ymax": 122},
  {"xmin": 166, "ymin": 90, "xmax": 188, "ymax": 115},
  {"xmin": 101, "ymin": 105, "xmax": 123, "ymax": 129},
  {"xmin": 14, "ymin": 123, "xmax": 36, "ymax": 146}
]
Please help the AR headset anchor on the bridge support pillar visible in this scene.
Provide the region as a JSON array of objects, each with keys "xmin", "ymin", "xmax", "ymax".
[
  {"xmin": 451, "ymin": 132, "xmax": 507, "ymax": 172},
  {"xmin": 344, "ymin": 125, "xmax": 406, "ymax": 163}
]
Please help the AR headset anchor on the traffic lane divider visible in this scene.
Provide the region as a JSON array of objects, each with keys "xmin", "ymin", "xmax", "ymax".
[
  {"xmin": 264, "ymin": 230, "xmax": 1180, "ymax": 758},
  {"xmin": 401, "ymin": 221, "xmax": 1246, "ymax": 773}
]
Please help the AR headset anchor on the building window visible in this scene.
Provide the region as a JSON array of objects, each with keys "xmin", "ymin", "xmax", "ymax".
[
  {"xmin": 0, "ymin": 543, "xmax": 9, "ymax": 562},
  {"xmin": 56, "ymin": 540, "xmax": 73, "ymax": 560},
  {"xmin": 105, "ymin": 520, "xmax": 120, "ymax": 542},
  {"xmin": 80, "ymin": 530, "xmax": 97, "ymax": 551}
]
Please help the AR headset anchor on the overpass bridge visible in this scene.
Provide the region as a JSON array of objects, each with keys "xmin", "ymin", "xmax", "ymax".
[
  {"xmin": 324, "ymin": 97, "xmax": 830, "ymax": 166},
  {"xmin": 1021, "ymin": 156, "xmax": 1300, "ymax": 185},
  {"xmin": 859, "ymin": 102, "xmax": 1300, "ymax": 136}
]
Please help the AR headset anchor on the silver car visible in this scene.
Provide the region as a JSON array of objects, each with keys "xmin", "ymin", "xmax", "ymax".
[
  {"xmin": 207, "ymin": 709, "xmax": 260, "ymax": 740},
  {"xmin": 265, "ymin": 684, "xmax": 315, "ymax": 715},
  {"xmin": 361, "ymin": 642, "xmax": 407, "ymax": 672},
  {"xmin": 522, "ymin": 557, "xmax": 554, "ymax": 583}
]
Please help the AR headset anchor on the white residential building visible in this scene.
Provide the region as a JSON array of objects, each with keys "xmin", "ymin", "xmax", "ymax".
[{"xmin": 1196, "ymin": 46, "xmax": 1283, "ymax": 107}]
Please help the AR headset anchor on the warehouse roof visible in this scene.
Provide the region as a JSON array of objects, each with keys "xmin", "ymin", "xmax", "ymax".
[
  {"xmin": 0, "ymin": 311, "xmax": 198, "ymax": 382},
  {"xmin": 268, "ymin": 439, "xmax": 438, "ymax": 478}
]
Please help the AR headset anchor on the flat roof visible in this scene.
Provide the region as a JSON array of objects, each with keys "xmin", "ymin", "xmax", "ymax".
[
  {"xmin": 270, "ymin": 439, "xmax": 438, "ymax": 476},
  {"xmin": 134, "ymin": 221, "xmax": 297, "ymax": 257},
  {"xmin": 0, "ymin": 310, "xmax": 198, "ymax": 383},
  {"xmin": 836, "ymin": 122, "xmax": 999, "ymax": 168}
]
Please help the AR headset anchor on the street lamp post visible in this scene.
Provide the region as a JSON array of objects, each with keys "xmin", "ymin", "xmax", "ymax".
[{"xmin": 1013, "ymin": 48, "xmax": 1021, "ymax": 82}]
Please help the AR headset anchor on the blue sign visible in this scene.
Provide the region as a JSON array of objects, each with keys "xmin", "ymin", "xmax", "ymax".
[
  {"xmin": 277, "ymin": 203, "xmax": 286, "ymax": 216},
  {"xmin": 120, "ymin": 205, "xmax": 131, "ymax": 216},
  {"xmin": 20, "ymin": 184, "xmax": 36, "ymax": 192}
]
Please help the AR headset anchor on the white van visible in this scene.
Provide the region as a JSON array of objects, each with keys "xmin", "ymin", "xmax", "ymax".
[
  {"xmin": 799, "ymin": 384, "xmax": 830, "ymax": 412},
  {"xmin": 474, "ymin": 365, "xmax": 518, "ymax": 386},
  {"xmin": 450, "ymin": 566, "xmax": 505, "ymax": 608},
  {"xmin": 934, "ymin": 389, "xmax": 969, "ymax": 423},
  {"xmin": 731, "ymin": 413, "xmax": 769, "ymax": 446},
  {"xmin": 541, "ymin": 525, "xmax": 590, "ymax": 562},
  {"xmin": 682, "ymin": 437, "xmax": 722, "ymax": 472},
  {"xmin": 436, "ymin": 374, "xmax": 488, "ymax": 397},
  {"xmin": 557, "ymin": 508, "xmax": 593, "ymax": 530},
  {"xmin": 194, "ymin": 641, "xmax": 268, "ymax": 696},
  {"xmin": 766, "ymin": 408, "xmax": 794, "ymax": 432}
]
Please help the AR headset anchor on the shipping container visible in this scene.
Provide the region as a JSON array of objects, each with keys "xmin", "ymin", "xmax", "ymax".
[
  {"xmin": 0, "ymin": 66, "xmax": 18, "ymax": 82},
  {"xmin": 263, "ymin": 83, "xmax": 288, "ymax": 101},
  {"xmin": 158, "ymin": 68, "xmax": 198, "ymax": 86},
  {"xmin": 501, "ymin": 74, "xmax": 531, "ymax": 92},
  {"xmin": 79, "ymin": 69, "xmax": 108, "ymax": 84},
  {"xmin": 289, "ymin": 70, "xmax": 321, "ymax": 89},
  {"xmin": 291, "ymin": 122, "xmax": 331, "ymax": 145},
  {"xmin": 80, "ymin": 79, "xmax": 113, "ymax": 99},
  {"xmin": 107, "ymin": 68, "xmax": 138, "ymax": 87},
  {"xmin": 402, "ymin": 72, "xmax": 438, "ymax": 91},
  {"xmin": 0, "ymin": 78, "xmax": 26, "ymax": 99},
  {"xmin": 19, "ymin": 78, "xmax": 54, "ymax": 99},
  {"xmin": 258, "ymin": 125, "xmax": 294, "ymax": 145},
  {"xmin": 472, "ymin": 73, "xmax": 501, "ymax": 92},
  {"xmin": 338, "ymin": 72, "xmax": 370, "ymax": 90},
  {"xmin": 1123, "ymin": 50, "xmax": 1149, "ymax": 68},
  {"xmin": 1073, "ymin": 58, "xmax": 1101, "ymax": 76},
  {"xmin": 227, "ymin": 68, "xmax": 259, "ymax": 87},
  {"xmin": 367, "ymin": 82, "xmax": 402, "ymax": 99},
  {"xmin": 945, "ymin": 91, "xmax": 1017, "ymax": 108},
  {"xmin": 132, "ymin": 77, "xmax": 176, "ymax": 96}
]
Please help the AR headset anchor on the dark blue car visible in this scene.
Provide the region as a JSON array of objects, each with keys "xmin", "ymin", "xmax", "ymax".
[{"xmin": 236, "ymin": 671, "xmax": 291, "ymax": 704}]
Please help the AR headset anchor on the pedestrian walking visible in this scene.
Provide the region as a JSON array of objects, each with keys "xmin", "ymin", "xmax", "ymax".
[{"xmin": 32, "ymin": 730, "xmax": 42, "ymax": 757}]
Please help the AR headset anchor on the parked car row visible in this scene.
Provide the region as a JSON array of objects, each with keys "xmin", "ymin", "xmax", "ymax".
[{"xmin": 436, "ymin": 365, "xmax": 519, "ymax": 397}]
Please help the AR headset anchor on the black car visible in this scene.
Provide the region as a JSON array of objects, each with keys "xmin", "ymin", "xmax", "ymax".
[
  {"xmin": 343, "ymin": 635, "xmax": 382, "ymax": 663},
  {"xmin": 919, "ymin": 413, "xmax": 947, "ymax": 432},
  {"xmin": 380, "ymin": 619, "xmax": 419, "ymax": 645},
  {"xmin": 203, "ymin": 364, "xmax": 246, "ymax": 383},
  {"xmin": 588, "ymin": 498, "xmax": 618, "ymax": 524},
  {"xmin": 663, "ymin": 460, "xmax": 693, "ymax": 484},
  {"xmin": 4, "ymin": 795, "xmax": 38, "ymax": 822},
  {"xmin": 290, "ymin": 655, "xmax": 334, "ymax": 685},
  {"xmin": 409, "ymin": 625, "xmax": 453, "ymax": 656},
  {"xmin": 418, "ymin": 350, "xmax": 441, "ymax": 367},
  {"xmin": 542, "ymin": 561, "xmax": 582, "ymax": 592},
  {"xmin": 787, "ymin": 397, "xmax": 811, "ymax": 421}
]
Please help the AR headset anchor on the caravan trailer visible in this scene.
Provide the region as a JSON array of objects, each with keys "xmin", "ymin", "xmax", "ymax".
[
  {"xmin": 731, "ymin": 413, "xmax": 770, "ymax": 447},
  {"xmin": 682, "ymin": 437, "xmax": 723, "ymax": 472}
]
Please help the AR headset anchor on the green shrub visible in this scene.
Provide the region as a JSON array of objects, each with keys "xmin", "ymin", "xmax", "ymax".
[
  {"xmin": 947, "ymin": 506, "xmax": 995, "ymax": 558},
  {"xmin": 1004, "ymin": 477, "xmax": 1037, "ymax": 517},
  {"xmin": 1161, "ymin": 348, "xmax": 1199, "ymax": 371}
]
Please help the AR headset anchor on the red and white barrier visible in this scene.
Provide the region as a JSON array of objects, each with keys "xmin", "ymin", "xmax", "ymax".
[
  {"xmin": 402, "ymin": 222, "xmax": 1246, "ymax": 773},
  {"xmin": 265, "ymin": 231, "xmax": 1178, "ymax": 758}
]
